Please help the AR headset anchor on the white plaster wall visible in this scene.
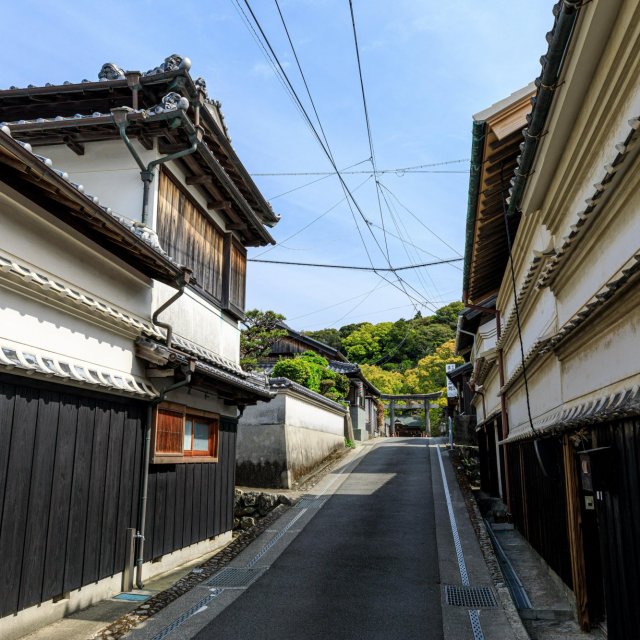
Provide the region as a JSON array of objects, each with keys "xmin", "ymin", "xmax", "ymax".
[
  {"xmin": 507, "ymin": 357, "xmax": 563, "ymax": 436},
  {"xmin": 0, "ymin": 289, "xmax": 145, "ymax": 377},
  {"xmin": 554, "ymin": 180, "xmax": 640, "ymax": 326},
  {"xmin": 153, "ymin": 282, "xmax": 240, "ymax": 363},
  {"xmin": 0, "ymin": 186, "xmax": 151, "ymax": 317},
  {"xmin": 284, "ymin": 393, "xmax": 345, "ymax": 435},
  {"xmin": 237, "ymin": 390, "xmax": 345, "ymax": 487},
  {"xmin": 503, "ymin": 287, "xmax": 557, "ymax": 381},
  {"xmin": 560, "ymin": 309, "xmax": 640, "ymax": 404},
  {"xmin": 38, "ymin": 140, "xmax": 159, "ymax": 226}
]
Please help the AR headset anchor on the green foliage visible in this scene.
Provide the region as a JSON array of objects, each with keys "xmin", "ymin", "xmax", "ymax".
[
  {"xmin": 344, "ymin": 438, "xmax": 356, "ymax": 449},
  {"xmin": 342, "ymin": 322, "xmax": 393, "ymax": 364},
  {"xmin": 240, "ymin": 309, "xmax": 287, "ymax": 371},
  {"xmin": 360, "ymin": 364, "xmax": 404, "ymax": 395},
  {"xmin": 272, "ymin": 351, "xmax": 349, "ymax": 402},
  {"xmin": 303, "ymin": 328, "xmax": 342, "ymax": 352}
]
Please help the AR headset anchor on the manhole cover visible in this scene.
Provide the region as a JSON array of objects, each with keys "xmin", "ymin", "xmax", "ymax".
[
  {"xmin": 444, "ymin": 585, "xmax": 498, "ymax": 608},
  {"xmin": 204, "ymin": 566, "xmax": 268, "ymax": 589}
]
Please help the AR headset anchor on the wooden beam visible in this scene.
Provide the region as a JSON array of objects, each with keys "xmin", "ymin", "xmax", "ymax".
[
  {"xmin": 207, "ymin": 200, "xmax": 232, "ymax": 211},
  {"xmin": 158, "ymin": 142, "xmax": 191, "ymax": 154},
  {"xmin": 138, "ymin": 133, "xmax": 154, "ymax": 151},
  {"xmin": 63, "ymin": 135, "xmax": 84, "ymax": 156},
  {"xmin": 186, "ymin": 174, "xmax": 213, "ymax": 185},
  {"xmin": 227, "ymin": 223, "xmax": 247, "ymax": 231}
]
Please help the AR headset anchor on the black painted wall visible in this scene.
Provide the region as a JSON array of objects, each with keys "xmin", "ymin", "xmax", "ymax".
[{"xmin": 0, "ymin": 375, "xmax": 237, "ymax": 618}]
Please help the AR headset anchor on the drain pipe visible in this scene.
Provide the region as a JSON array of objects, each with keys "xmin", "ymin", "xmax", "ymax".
[
  {"xmin": 111, "ymin": 107, "xmax": 202, "ymax": 225},
  {"xmin": 135, "ymin": 359, "xmax": 196, "ymax": 589},
  {"xmin": 152, "ymin": 268, "xmax": 192, "ymax": 348}
]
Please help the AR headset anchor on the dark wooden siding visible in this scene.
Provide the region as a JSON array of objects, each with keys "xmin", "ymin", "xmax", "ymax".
[
  {"xmin": 143, "ymin": 417, "xmax": 237, "ymax": 561},
  {"xmin": 0, "ymin": 376, "xmax": 238, "ymax": 618},
  {"xmin": 507, "ymin": 437, "xmax": 573, "ymax": 590},
  {"xmin": 0, "ymin": 380, "xmax": 143, "ymax": 617},
  {"xmin": 593, "ymin": 417, "xmax": 640, "ymax": 640}
]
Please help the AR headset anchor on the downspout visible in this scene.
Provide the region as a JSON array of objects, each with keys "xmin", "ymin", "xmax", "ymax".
[
  {"xmin": 134, "ymin": 266, "xmax": 193, "ymax": 589},
  {"xmin": 111, "ymin": 106, "xmax": 202, "ymax": 226},
  {"xmin": 152, "ymin": 268, "xmax": 192, "ymax": 348},
  {"xmin": 136, "ymin": 360, "xmax": 195, "ymax": 589}
]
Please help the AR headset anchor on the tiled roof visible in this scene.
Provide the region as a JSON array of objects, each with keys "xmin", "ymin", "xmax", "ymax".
[
  {"xmin": 268, "ymin": 377, "xmax": 346, "ymax": 412},
  {"xmin": 504, "ymin": 385, "xmax": 640, "ymax": 443},
  {"xmin": 0, "ymin": 338, "xmax": 157, "ymax": 398}
]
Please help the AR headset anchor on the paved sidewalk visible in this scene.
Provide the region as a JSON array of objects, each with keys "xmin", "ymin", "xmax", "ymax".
[{"xmin": 430, "ymin": 441, "xmax": 529, "ymax": 640}]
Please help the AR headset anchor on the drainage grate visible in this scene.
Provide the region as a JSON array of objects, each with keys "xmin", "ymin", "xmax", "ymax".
[
  {"xmin": 204, "ymin": 566, "xmax": 268, "ymax": 589},
  {"xmin": 444, "ymin": 585, "xmax": 498, "ymax": 608},
  {"xmin": 295, "ymin": 497, "xmax": 326, "ymax": 510}
]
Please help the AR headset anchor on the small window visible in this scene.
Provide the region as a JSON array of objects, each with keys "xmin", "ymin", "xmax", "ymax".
[{"xmin": 153, "ymin": 403, "xmax": 219, "ymax": 463}]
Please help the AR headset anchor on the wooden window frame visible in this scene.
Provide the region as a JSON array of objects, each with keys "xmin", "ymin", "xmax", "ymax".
[{"xmin": 152, "ymin": 401, "xmax": 219, "ymax": 464}]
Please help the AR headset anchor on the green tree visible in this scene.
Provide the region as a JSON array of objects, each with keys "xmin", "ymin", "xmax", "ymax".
[
  {"xmin": 303, "ymin": 328, "xmax": 342, "ymax": 352},
  {"xmin": 342, "ymin": 322, "xmax": 393, "ymax": 364},
  {"xmin": 272, "ymin": 351, "xmax": 349, "ymax": 403},
  {"xmin": 360, "ymin": 364, "xmax": 404, "ymax": 395},
  {"xmin": 240, "ymin": 309, "xmax": 287, "ymax": 371}
]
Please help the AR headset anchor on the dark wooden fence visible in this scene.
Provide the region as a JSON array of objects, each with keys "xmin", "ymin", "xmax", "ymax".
[
  {"xmin": 507, "ymin": 437, "xmax": 573, "ymax": 590},
  {"xmin": 0, "ymin": 375, "xmax": 237, "ymax": 618},
  {"xmin": 593, "ymin": 417, "xmax": 640, "ymax": 640}
]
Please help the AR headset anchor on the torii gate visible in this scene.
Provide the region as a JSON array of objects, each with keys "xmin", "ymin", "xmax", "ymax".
[{"xmin": 380, "ymin": 392, "xmax": 442, "ymax": 436}]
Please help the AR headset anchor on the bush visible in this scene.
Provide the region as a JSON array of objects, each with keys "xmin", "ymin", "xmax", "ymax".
[{"xmin": 272, "ymin": 351, "xmax": 349, "ymax": 403}]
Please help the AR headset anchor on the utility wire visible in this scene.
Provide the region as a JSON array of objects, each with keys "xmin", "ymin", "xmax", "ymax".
[
  {"xmin": 254, "ymin": 174, "xmax": 374, "ymax": 258},
  {"xmin": 378, "ymin": 181, "xmax": 464, "ymax": 257},
  {"xmin": 347, "ymin": 0, "xmax": 390, "ymax": 262},
  {"xmin": 267, "ymin": 157, "xmax": 371, "ymax": 200},
  {"xmin": 241, "ymin": 0, "xmax": 428, "ymax": 310},
  {"xmin": 253, "ymin": 158, "xmax": 470, "ymax": 177},
  {"xmin": 247, "ymin": 257, "xmax": 462, "ymax": 270}
]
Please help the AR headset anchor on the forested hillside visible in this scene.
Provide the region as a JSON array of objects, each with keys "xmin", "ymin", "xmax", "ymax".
[{"xmin": 304, "ymin": 301, "xmax": 463, "ymax": 373}]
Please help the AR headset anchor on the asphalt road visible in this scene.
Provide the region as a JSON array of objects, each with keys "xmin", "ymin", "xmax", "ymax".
[{"xmin": 194, "ymin": 439, "xmax": 443, "ymax": 640}]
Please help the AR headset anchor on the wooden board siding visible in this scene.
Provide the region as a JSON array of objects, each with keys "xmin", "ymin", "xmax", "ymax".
[
  {"xmin": 0, "ymin": 375, "xmax": 238, "ymax": 618},
  {"xmin": 0, "ymin": 382, "xmax": 144, "ymax": 617},
  {"xmin": 593, "ymin": 417, "xmax": 640, "ymax": 640},
  {"xmin": 507, "ymin": 438, "xmax": 573, "ymax": 590},
  {"xmin": 142, "ymin": 418, "xmax": 237, "ymax": 562}
]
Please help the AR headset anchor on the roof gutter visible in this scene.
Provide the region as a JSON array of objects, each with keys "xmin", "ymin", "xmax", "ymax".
[
  {"xmin": 462, "ymin": 120, "xmax": 486, "ymax": 304},
  {"xmin": 507, "ymin": 0, "xmax": 582, "ymax": 216}
]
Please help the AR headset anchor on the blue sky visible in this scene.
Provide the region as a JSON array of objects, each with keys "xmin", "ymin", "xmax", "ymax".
[{"xmin": 1, "ymin": 0, "xmax": 553, "ymax": 331}]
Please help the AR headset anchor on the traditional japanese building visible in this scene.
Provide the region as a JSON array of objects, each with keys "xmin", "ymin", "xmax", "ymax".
[
  {"xmin": 459, "ymin": 1, "xmax": 640, "ymax": 636},
  {"xmin": 0, "ymin": 54, "xmax": 278, "ymax": 639}
]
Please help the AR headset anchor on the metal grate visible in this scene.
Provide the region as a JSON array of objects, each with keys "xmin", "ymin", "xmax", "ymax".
[
  {"xmin": 444, "ymin": 585, "xmax": 498, "ymax": 608},
  {"xmin": 295, "ymin": 497, "xmax": 326, "ymax": 510},
  {"xmin": 204, "ymin": 566, "xmax": 268, "ymax": 589}
]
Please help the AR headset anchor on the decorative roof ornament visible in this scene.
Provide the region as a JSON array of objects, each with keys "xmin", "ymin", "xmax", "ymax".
[
  {"xmin": 194, "ymin": 76, "xmax": 208, "ymax": 97},
  {"xmin": 98, "ymin": 62, "xmax": 126, "ymax": 81},
  {"xmin": 146, "ymin": 91, "xmax": 190, "ymax": 115},
  {"xmin": 144, "ymin": 54, "xmax": 192, "ymax": 77}
]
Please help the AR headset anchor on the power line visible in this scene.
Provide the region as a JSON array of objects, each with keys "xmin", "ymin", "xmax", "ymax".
[
  {"xmin": 248, "ymin": 257, "xmax": 463, "ymax": 270},
  {"xmin": 267, "ymin": 157, "xmax": 371, "ymax": 200},
  {"xmin": 239, "ymin": 0, "xmax": 431, "ymax": 310},
  {"xmin": 254, "ymin": 174, "xmax": 373, "ymax": 258},
  {"xmin": 378, "ymin": 181, "xmax": 464, "ymax": 258}
]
